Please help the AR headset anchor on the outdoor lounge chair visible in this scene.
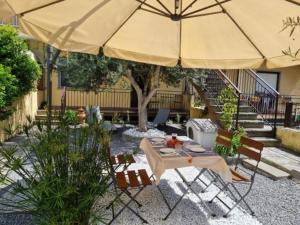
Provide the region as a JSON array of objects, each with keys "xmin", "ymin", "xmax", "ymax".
[
  {"xmin": 148, "ymin": 108, "xmax": 170, "ymax": 128},
  {"xmin": 208, "ymin": 136, "xmax": 264, "ymax": 217}
]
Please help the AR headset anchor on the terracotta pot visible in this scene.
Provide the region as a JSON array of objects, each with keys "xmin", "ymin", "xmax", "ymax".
[{"xmin": 77, "ymin": 107, "xmax": 86, "ymax": 124}]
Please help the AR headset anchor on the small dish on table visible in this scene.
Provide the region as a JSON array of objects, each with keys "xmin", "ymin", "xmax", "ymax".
[{"xmin": 185, "ymin": 144, "xmax": 206, "ymax": 153}]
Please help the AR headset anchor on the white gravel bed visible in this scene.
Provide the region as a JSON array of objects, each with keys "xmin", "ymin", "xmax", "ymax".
[{"xmin": 122, "ymin": 128, "xmax": 166, "ymax": 139}]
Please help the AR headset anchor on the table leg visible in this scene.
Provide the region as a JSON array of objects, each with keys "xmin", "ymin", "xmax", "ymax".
[
  {"xmin": 175, "ymin": 169, "xmax": 216, "ymax": 217},
  {"xmin": 158, "ymin": 168, "xmax": 215, "ymax": 221}
]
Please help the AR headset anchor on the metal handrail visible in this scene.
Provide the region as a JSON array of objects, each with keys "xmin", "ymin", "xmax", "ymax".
[
  {"xmin": 207, "ymin": 69, "xmax": 241, "ymax": 130},
  {"xmin": 216, "ymin": 69, "xmax": 242, "ymax": 94},
  {"xmin": 248, "ymin": 69, "xmax": 280, "ymax": 96}
]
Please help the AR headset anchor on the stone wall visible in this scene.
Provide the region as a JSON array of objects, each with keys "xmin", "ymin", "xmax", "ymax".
[
  {"xmin": 277, "ymin": 128, "xmax": 300, "ymax": 154},
  {"xmin": 0, "ymin": 91, "xmax": 38, "ymax": 142}
]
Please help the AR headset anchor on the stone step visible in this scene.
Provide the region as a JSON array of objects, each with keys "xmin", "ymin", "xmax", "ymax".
[
  {"xmin": 237, "ymin": 120, "xmax": 264, "ymax": 128},
  {"xmin": 252, "ymin": 137, "xmax": 281, "ymax": 147},
  {"xmin": 211, "ymin": 105, "xmax": 252, "ymax": 113},
  {"xmin": 207, "ymin": 98, "xmax": 248, "ymax": 106},
  {"xmin": 245, "ymin": 126, "xmax": 274, "ymax": 138},
  {"xmin": 34, "ymin": 119, "xmax": 60, "ymax": 125},
  {"xmin": 215, "ymin": 112, "xmax": 257, "ymax": 120},
  {"xmin": 36, "ymin": 110, "xmax": 61, "ymax": 115},
  {"xmin": 242, "ymin": 158, "xmax": 290, "ymax": 180},
  {"xmin": 261, "ymin": 147, "xmax": 300, "ymax": 179},
  {"xmin": 35, "ymin": 114, "xmax": 60, "ymax": 120}
]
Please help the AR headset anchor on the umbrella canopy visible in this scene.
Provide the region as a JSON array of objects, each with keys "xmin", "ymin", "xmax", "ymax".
[{"xmin": 1, "ymin": 0, "xmax": 300, "ymax": 69}]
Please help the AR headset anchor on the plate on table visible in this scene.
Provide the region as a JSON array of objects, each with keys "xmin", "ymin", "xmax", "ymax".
[
  {"xmin": 186, "ymin": 145, "xmax": 206, "ymax": 153},
  {"xmin": 160, "ymin": 148, "xmax": 176, "ymax": 154},
  {"xmin": 151, "ymin": 137, "xmax": 165, "ymax": 142}
]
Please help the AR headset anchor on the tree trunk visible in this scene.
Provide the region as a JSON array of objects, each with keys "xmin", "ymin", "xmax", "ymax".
[
  {"xmin": 126, "ymin": 66, "xmax": 161, "ymax": 132},
  {"xmin": 138, "ymin": 103, "xmax": 148, "ymax": 132}
]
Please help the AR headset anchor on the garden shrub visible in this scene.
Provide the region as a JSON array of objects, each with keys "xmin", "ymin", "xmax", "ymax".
[
  {"xmin": 0, "ymin": 118, "xmax": 111, "ymax": 225},
  {"xmin": 0, "ymin": 65, "xmax": 18, "ymax": 119},
  {"xmin": 0, "ymin": 25, "xmax": 41, "ymax": 120}
]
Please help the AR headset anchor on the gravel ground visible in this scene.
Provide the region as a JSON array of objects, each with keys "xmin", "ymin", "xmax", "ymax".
[
  {"xmin": 1, "ymin": 126, "xmax": 299, "ymax": 225},
  {"xmin": 95, "ymin": 154, "xmax": 299, "ymax": 225}
]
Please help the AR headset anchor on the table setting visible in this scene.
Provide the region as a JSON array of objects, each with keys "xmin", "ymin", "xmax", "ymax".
[{"xmin": 139, "ymin": 133, "xmax": 232, "ymax": 219}]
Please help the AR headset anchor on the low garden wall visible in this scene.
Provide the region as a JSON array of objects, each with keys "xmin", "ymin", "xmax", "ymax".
[
  {"xmin": 277, "ymin": 127, "xmax": 300, "ymax": 154},
  {"xmin": 0, "ymin": 91, "xmax": 38, "ymax": 142}
]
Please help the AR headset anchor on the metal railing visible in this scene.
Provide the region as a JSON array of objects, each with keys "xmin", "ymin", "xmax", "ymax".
[
  {"xmin": 216, "ymin": 70, "xmax": 242, "ymax": 130},
  {"xmin": 59, "ymin": 88, "xmax": 186, "ymax": 111},
  {"xmin": 205, "ymin": 69, "xmax": 283, "ymax": 135},
  {"xmin": 237, "ymin": 69, "xmax": 280, "ymax": 134},
  {"xmin": 280, "ymin": 96, "xmax": 300, "ymax": 128},
  {"xmin": 203, "ymin": 69, "xmax": 241, "ymax": 129},
  {"xmin": 148, "ymin": 91, "xmax": 185, "ymax": 110},
  {"xmin": 64, "ymin": 88, "xmax": 131, "ymax": 109}
]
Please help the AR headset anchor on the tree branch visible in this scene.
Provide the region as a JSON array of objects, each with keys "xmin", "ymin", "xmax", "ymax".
[
  {"xmin": 142, "ymin": 88, "xmax": 159, "ymax": 109},
  {"xmin": 153, "ymin": 65, "xmax": 161, "ymax": 88},
  {"xmin": 126, "ymin": 69, "xmax": 142, "ymax": 97},
  {"xmin": 143, "ymin": 66, "xmax": 154, "ymax": 95}
]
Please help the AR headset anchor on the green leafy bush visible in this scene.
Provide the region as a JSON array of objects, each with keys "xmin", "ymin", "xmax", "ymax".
[
  {"xmin": 63, "ymin": 110, "xmax": 78, "ymax": 125},
  {"xmin": 216, "ymin": 87, "xmax": 237, "ymax": 129},
  {"xmin": 214, "ymin": 127, "xmax": 246, "ymax": 157},
  {"xmin": 0, "ymin": 118, "xmax": 111, "ymax": 225},
  {"xmin": 0, "ymin": 65, "xmax": 18, "ymax": 119},
  {"xmin": 0, "ymin": 25, "xmax": 41, "ymax": 120}
]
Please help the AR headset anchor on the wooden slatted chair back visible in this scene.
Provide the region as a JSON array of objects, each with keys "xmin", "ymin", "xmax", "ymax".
[
  {"xmin": 237, "ymin": 136, "xmax": 264, "ymax": 162},
  {"xmin": 216, "ymin": 128, "xmax": 233, "ymax": 149}
]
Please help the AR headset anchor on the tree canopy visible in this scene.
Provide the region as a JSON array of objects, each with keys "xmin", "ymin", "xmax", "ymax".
[{"xmin": 57, "ymin": 52, "xmax": 207, "ymax": 130}]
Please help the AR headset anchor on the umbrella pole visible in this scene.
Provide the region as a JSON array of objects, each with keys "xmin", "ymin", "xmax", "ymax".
[{"xmin": 46, "ymin": 45, "xmax": 60, "ymax": 130}]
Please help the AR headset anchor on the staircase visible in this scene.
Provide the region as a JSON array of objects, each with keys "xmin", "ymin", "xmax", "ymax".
[
  {"xmin": 35, "ymin": 109, "xmax": 60, "ymax": 125},
  {"xmin": 203, "ymin": 70, "xmax": 280, "ymax": 147}
]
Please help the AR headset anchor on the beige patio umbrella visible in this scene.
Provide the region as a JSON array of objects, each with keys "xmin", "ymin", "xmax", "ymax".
[{"xmin": 1, "ymin": 0, "xmax": 300, "ymax": 69}]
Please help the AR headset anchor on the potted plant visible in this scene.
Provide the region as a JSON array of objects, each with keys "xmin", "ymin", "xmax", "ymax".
[{"xmin": 214, "ymin": 127, "xmax": 246, "ymax": 164}]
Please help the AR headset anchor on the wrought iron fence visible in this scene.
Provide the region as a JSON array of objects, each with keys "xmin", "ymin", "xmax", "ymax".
[
  {"xmin": 279, "ymin": 95, "xmax": 300, "ymax": 127},
  {"xmin": 148, "ymin": 91, "xmax": 185, "ymax": 110},
  {"xmin": 60, "ymin": 88, "xmax": 186, "ymax": 111},
  {"xmin": 64, "ymin": 88, "xmax": 131, "ymax": 109}
]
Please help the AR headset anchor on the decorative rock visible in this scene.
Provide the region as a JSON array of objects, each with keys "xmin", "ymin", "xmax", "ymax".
[{"xmin": 122, "ymin": 127, "xmax": 166, "ymax": 139}]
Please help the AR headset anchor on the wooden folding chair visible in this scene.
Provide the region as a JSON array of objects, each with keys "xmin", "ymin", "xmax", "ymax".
[
  {"xmin": 198, "ymin": 128, "xmax": 233, "ymax": 192},
  {"xmin": 110, "ymin": 153, "xmax": 136, "ymax": 171},
  {"xmin": 208, "ymin": 136, "xmax": 264, "ymax": 217},
  {"xmin": 105, "ymin": 150, "xmax": 153, "ymax": 224}
]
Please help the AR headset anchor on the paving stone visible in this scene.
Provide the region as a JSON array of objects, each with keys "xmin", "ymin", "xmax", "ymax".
[
  {"xmin": 243, "ymin": 159, "xmax": 290, "ymax": 180},
  {"xmin": 261, "ymin": 147, "xmax": 300, "ymax": 178}
]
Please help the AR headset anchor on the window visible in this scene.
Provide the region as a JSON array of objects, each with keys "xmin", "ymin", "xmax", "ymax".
[{"xmin": 257, "ymin": 71, "xmax": 279, "ymax": 91}]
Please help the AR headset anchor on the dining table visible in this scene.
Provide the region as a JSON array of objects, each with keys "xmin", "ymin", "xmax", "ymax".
[{"xmin": 139, "ymin": 136, "xmax": 232, "ymax": 220}]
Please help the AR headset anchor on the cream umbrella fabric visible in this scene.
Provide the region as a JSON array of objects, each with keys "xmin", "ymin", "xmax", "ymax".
[{"xmin": 1, "ymin": 0, "xmax": 300, "ymax": 69}]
